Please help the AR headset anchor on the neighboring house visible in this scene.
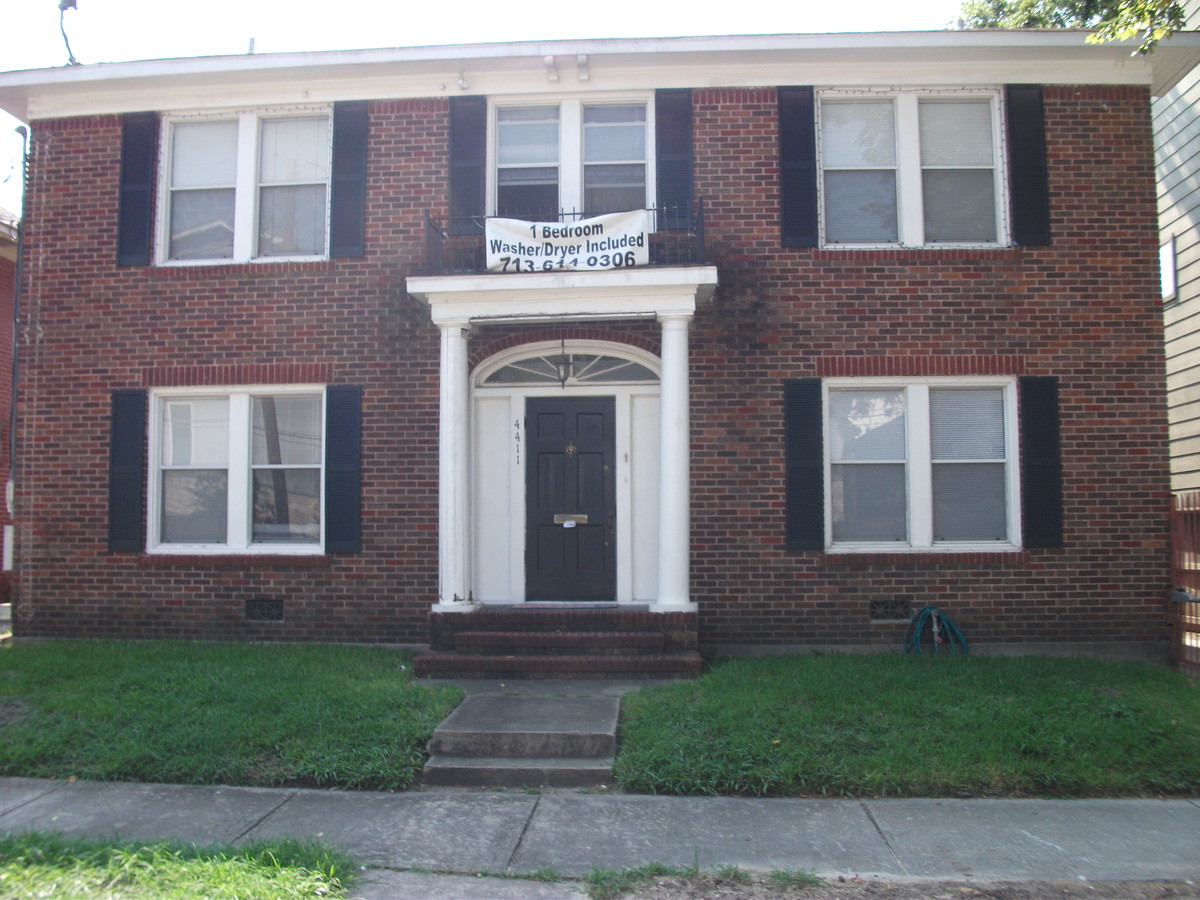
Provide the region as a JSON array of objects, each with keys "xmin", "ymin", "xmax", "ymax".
[
  {"xmin": 0, "ymin": 31, "xmax": 1196, "ymax": 672},
  {"xmin": 1158, "ymin": 2, "xmax": 1200, "ymax": 491}
]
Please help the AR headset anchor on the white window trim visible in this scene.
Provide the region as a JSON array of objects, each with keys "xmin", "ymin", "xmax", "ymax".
[
  {"xmin": 155, "ymin": 107, "xmax": 333, "ymax": 266},
  {"xmin": 816, "ymin": 89, "xmax": 1009, "ymax": 250},
  {"xmin": 147, "ymin": 384, "xmax": 327, "ymax": 555},
  {"xmin": 823, "ymin": 376, "xmax": 1021, "ymax": 553},
  {"xmin": 1161, "ymin": 235, "xmax": 1178, "ymax": 302},
  {"xmin": 486, "ymin": 92, "xmax": 656, "ymax": 219}
]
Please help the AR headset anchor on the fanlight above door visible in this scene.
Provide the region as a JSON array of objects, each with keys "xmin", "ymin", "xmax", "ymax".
[{"xmin": 481, "ymin": 352, "xmax": 658, "ymax": 386}]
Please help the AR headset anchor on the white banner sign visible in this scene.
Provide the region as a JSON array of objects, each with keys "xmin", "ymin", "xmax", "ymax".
[{"xmin": 486, "ymin": 209, "xmax": 650, "ymax": 274}]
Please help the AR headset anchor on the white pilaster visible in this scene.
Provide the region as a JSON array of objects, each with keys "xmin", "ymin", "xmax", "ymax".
[
  {"xmin": 655, "ymin": 313, "xmax": 695, "ymax": 611},
  {"xmin": 434, "ymin": 320, "xmax": 473, "ymax": 611}
]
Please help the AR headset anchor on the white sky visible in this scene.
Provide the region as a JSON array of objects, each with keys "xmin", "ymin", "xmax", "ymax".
[{"xmin": 0, "ymin": 0, "xmax": 968, "ymax": 214}]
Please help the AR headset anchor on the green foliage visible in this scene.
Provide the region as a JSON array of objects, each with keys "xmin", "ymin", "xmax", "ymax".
[
  {"xmin": 0, "ymin": 641, "xmax": 462, "ymax": 790},
  {"xmin": 767, "ymin": 868, "xmax": 824, "ymax": 889},
  {"xmin": 584, "ymin": 863, "xmax": 698, "ymax": 900},
  {"xmin": 957, "ymin": 0, "xmax": 1187, "ymax": 53},
  {"xmin": 614, "ymin": 655, "xmax": 1200, "ymax": 797},
  {"xmin": 0, "ymin": 832, "xmax": 355, "ymax": 899},
  {"xmin": 712, "ymin": 863, "xmax": 753, "ymax": 882}
]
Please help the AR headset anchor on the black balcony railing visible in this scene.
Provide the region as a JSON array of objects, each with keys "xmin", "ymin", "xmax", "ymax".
[{"xmin": 421, "ymin": 202, "xmax": 706, "ymax": 276}]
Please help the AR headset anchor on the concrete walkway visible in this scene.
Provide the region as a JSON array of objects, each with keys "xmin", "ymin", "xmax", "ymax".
[{"xmin": 2, "ymin": 776, "xmax": 1199, "ymax": 898}]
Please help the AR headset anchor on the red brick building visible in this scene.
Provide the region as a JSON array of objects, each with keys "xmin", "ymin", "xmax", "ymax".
[{"xmin": 0, "ymin": 32, "xmax": 1196, "ymax": 671}]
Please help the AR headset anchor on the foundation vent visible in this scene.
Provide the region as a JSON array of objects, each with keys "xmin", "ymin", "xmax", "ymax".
[
  {"xmin": 869, "ymin": 598, "xmax": 912, "ymax": 622},
  {"xmin": 245, "ymin": 598, "xmax": 284, "ymax": 622}
]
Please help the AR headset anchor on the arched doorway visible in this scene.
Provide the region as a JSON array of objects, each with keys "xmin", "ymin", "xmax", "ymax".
[{"xmin": 472, "ymin": 341, "xmax": 661, "ymax": 604}]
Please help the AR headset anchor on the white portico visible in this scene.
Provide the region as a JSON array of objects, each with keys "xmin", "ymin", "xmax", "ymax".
[{"xmin": 407, "ymin": 266, "xmax": 717, "ymax": 613}]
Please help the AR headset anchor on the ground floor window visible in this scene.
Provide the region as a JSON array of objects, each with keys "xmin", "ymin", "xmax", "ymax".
[
  {"xmin": 824, "ymin": 378, "xmax": 1019, "ymax": 551},
  {"xmin": 150, "ymin": 387, "xmax": 325, "ymax": 553}
]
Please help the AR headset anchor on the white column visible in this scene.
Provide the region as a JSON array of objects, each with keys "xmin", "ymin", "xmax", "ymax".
[
  {"xmin": 434, "ymin": 320, "xmax": 472, "ymax": 611},
  {"xmin": 655, "ymin": 313, "xmax": 696, "ymax": 611}
]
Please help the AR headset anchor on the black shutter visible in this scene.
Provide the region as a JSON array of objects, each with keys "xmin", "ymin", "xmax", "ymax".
[
  {"xmin": 117, "ymin": 112, "xmax": 157, "ymax": 267},
  {"xmin": 449, "ymin": 96, "xmax": 487, "ymax": 235},
  {"xmin": 1019, "ymin": 376, "xmax": 1063, "ymax": 548},
  {"xmin": 108, "ymin": 389, "xmax": 146, "ymax": 552},
  {"xmin": 325, "ymin": 385, "xmax": 362, "ymax": 553},
  {"xmin": 785, "ymin": 378, "xmax": 824, "ymax": 551},
  {"xmin": 1006, "ymin": 85, "xmax": 1050, "ymax": 247},
  {"xmin": 778, "ymin": 86, "xmax": 819, "ymax": 249},
  {"xmin": 330, "ymin": 101, "xmax": 369, "ymax": 258},
  {"xmin": 655, "ymin": 89, "xmax": 693, "ymax": 229}
]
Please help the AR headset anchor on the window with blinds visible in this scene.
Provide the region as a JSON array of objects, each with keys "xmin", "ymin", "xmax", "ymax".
[
  {"xmin": 151, "ymin": 388, "xmax": 327, "ymax": 553},
  {"xmin": 826, "ymin": 380, "xmax": 1016, "ymax": 550},
  {"xmin": 818, "ymin": 91, "xmax": 1002, "ymax": 247},
  {"xmin": 162, "ymin": 110, "xmax": 332, "ymax": 263},
  {"xmin": 491, "ymin": 97, "xmax": 651, "ymax": 219}
]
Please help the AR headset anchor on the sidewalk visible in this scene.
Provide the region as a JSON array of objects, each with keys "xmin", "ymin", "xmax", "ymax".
[{"xmin": 2, "ymin": 776, "xmax": 1198, "ymax": 896}]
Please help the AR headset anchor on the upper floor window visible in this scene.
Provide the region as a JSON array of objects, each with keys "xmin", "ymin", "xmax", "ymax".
[
  {"xmin": 819, "ymin": 92, "xmax": 1004, "ymax": 247},
  {"xmin": 491, "ymin": 97, "xmax": 652, "ymax": 220},
  {"xmin": 162, "ymin": 110, "xmax": 331, "ymax": 263}
]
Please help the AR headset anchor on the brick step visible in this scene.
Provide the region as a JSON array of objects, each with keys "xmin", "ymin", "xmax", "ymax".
[
  {"xmin": 419, "ymin": 755, "xmax": 614, "ymax": 789},
  {"xmin": 453, "ymin": 630, "xmax": 664, "ymax": 656},
  {"xmin": 433, "ymin": 608, "xmax": 685, "ymax": 634},
  {"xmin": 413, "ymin": 651, "xmax": 702, "ymax": 680}
]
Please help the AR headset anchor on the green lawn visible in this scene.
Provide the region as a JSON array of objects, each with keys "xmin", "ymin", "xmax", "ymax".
[
  {"xmin": 0, "ymin": 833, "xmax": 354, "ymax": 899},
  {"xmin": 3, "ymin": 641, "xmax": 1199, "ymax": 799},
  {"xmin": 614, "ymin": 654, "xmax": 1200, "ymax": 797},
  {"xmin": 0, "ymin": 641, "xmax": 462, "ymax": 790}
]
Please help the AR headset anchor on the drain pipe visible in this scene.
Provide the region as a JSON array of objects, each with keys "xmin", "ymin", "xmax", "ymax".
[{"xmin": 7, "ymin": 126, "xmax": 28, "ymax": 559}]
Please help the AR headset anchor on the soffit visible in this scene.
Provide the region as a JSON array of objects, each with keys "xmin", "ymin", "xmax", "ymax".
[{"xmin": 3, "ymin": 30, "xmax": 1200, "ymax": 120}]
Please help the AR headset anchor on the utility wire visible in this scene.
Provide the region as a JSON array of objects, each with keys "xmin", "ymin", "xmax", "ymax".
[{"xmin": 59, "ymin": 0, "xmax": 80, "ymax": 66}]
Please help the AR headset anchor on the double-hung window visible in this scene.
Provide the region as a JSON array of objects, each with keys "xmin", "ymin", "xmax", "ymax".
[
  {"xmin": 162, "ymin": 110, "xmax": 331, "ymax": 262},
  {"xmin": 826, "ymin": 379, "xmax": 1018, "ymax": 550},
  {"xmin": 492, "ymin": 97, "xmax": 651, "ymax": 219},
  {"xmin": 151, "ymin": 388, "xmax": 325, "ymax": 552},
  {"xmin": 819, "ymin": 92, "xmax": 1003, "ymax": 247}
]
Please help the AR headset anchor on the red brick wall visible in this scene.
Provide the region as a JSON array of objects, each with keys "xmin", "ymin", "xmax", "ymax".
[
  {"xmin": 11, "ymin": 86, "xmax": 1172, "ymax": 653},
  {"xmin": 12, "ymin": 102, "xmax": 447, "ymax": 643},
  {"xmin": 688, "ymin": 85, "xmax": 1169, "ymax": 650}
]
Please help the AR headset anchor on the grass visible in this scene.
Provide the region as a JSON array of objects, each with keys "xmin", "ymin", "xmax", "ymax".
[
  {"xmin": 0, "ymin": 640, "xmax": 462, "ymax": 790},
  {"xmin": 767, "ymin": 868, "xmax": 825, "ymax": 889},
  {"xmin": 0, "ymin": 832, "xmax": 355, "ymax": 899},
  {"xmin": 584, "ymin": 862, "xmax": 699, "ymax": 900},
  {"xmin": 614, "ymin": 654, "xmax": 1200, "ymax": 798}
]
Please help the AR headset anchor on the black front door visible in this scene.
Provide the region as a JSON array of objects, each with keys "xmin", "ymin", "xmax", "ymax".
[{"xmin": 525, "ymin": 397, "xmax": 616, "ymax": 601}]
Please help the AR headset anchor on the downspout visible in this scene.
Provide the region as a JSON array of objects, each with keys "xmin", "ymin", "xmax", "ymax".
[{"xmin": 7, "ymin": 126, "xmax": 28, "ymax": 537}]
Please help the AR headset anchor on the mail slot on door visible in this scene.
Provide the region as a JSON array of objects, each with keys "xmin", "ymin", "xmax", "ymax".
[{"xmin": 553, "ymin": 513, "xmax": 589, "ymax": 526}]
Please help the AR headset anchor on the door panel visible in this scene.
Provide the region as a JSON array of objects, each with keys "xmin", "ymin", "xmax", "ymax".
[{"xmin": 526, "ymin": 397, "xmax": 616, "ymax": 601}]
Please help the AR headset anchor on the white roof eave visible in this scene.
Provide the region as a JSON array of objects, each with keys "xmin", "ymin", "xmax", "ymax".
[{"xmin": 3, "ymin": 29, "xmax": 1200, "ymax": 121}]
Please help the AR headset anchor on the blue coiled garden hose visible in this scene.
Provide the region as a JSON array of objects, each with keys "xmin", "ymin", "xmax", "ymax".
[{"xmin": 904, "ymin": 605, "xmax": 969, "ymax": 656}]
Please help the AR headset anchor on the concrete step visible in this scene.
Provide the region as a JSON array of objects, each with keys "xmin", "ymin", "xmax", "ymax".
[
  {"xmin": 413, "ymin": 651, "xmax": 701, "ymax": 679},
  {"xmin": 420, "ymin": 693, "xmax": 621, "ymax": 789},
  {"xmin": 428, "ymin": 695, "xmax": 618, "ymax": 757},
  {"xmin": 453, "ymin": 630, "xmax": 664, "ymax": 656},
  {"xmin": 419, "ymin": 754, "xmax": 614, "ymax": 788}
]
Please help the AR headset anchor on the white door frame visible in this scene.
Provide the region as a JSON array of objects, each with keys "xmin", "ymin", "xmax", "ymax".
[{"xmin": 472, "ymin": 340, "xmax": 662, "ymax": 604}]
